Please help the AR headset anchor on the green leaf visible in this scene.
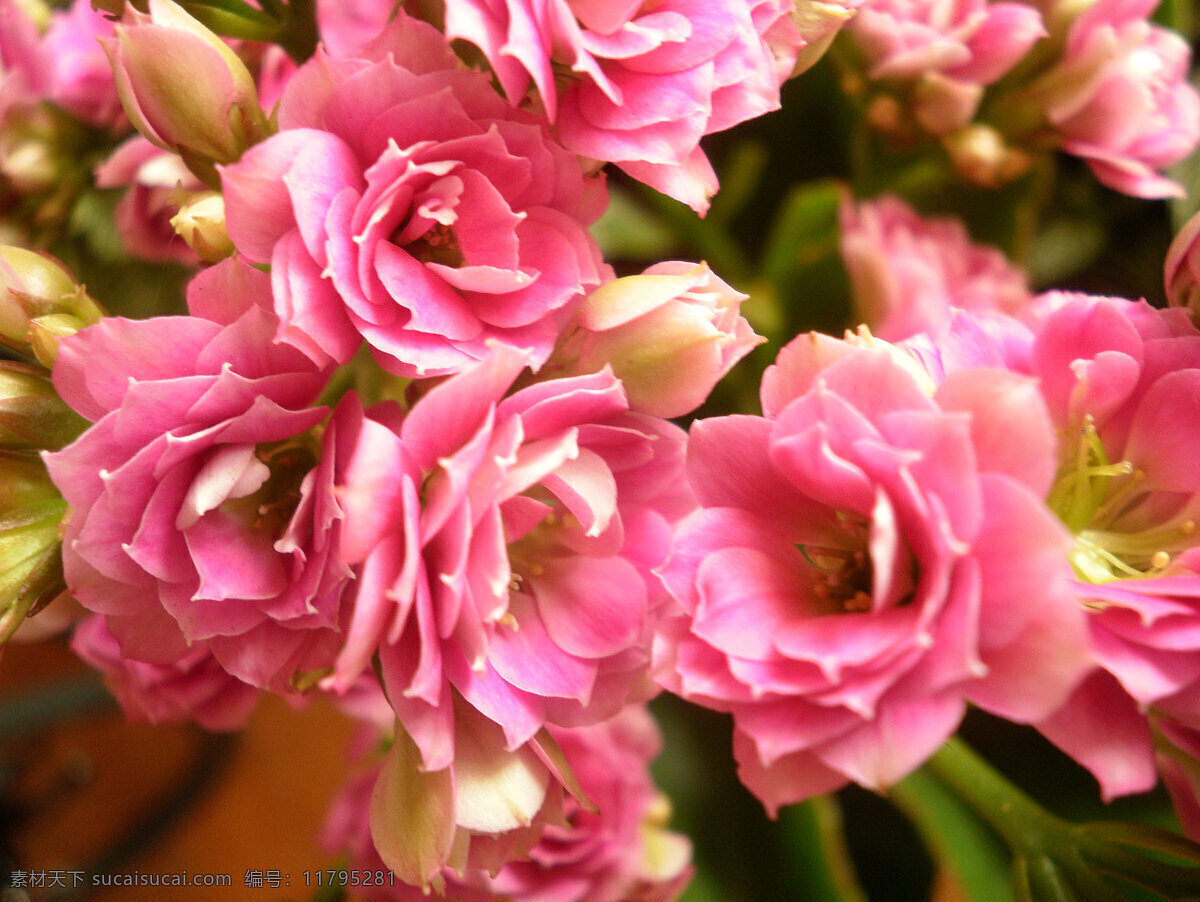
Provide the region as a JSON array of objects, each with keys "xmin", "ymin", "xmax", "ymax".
[
  {"xmin": 891, "ymin": 768, "xmax": 1014, "ymax": 902},
  {"xmin": 178, "ymin": 0, "xmax": 283, "ymax": 39}
]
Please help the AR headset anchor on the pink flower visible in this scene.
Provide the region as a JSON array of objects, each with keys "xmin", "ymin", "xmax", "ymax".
[
  {"xmin": 442, "ymin": 0, "xmax": 788, "ymax": 212},
  {"xmin": 0, "ymin": 0, "xmax": 49, "ymax": 122},
  {"xmin": 1037, "ymin": 0, "xmax": 1200, "ymax": 198},
  {"xmin": 324, "ymin": 705, "xmax": 693, "ymax": 901},
  {"xmin": 94, "ymin": 135, "xmax": 204, "ymax": 265},
  {"xmin": 1156, "ymin": 717, "xmax": 1200, "ymax": 840},
  {"xmin": 221, "ymin": 13, "xmax": 606, "ymax": 377},
  {"xmin": 840, "ymin": 194, "xmax": 1033, "ymax": 341},
  {"xmin": 850, "ymin": 0, "xmax": 1043, "ymax": 83},
  {"xmin": 1024, "ymin": 294, "xmax": 1200, "ymax": 798},
  {"xmin": 654, "ymin": 332, "xmax": 1090, "ymax": 811},
  {"xmin": 326, "ymin": 344, "xmax": 692, "ymax": 773},
  {"xmin": 71, "ymin": 614, "xmax": 259, "ymax": 731},
  {"xmin": 44, "ymin": 258, "xmax": 354, "ymax": 692},
  {"xmin": 847, "ymin": 0, "xmax": 1044, "ymax": 133},
  {"xmin": 754, "ymin": 0, "xmax": 861, "ymax": 81},
  {"xmin": 547, "ymin": 261, "xmax": 763, "ymax": 417},
  {"xmin": 41, "ymin": 0, "xmax": 123, "ymax": 129},
  {"xmin": 317, "ymin": 0, "xmax": 399, "ymax": 57}
]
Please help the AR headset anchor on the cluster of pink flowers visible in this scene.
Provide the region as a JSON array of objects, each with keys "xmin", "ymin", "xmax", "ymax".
[{"xmin": 5, "ymin": 0, "xmax": 1200, "ymax": 895}]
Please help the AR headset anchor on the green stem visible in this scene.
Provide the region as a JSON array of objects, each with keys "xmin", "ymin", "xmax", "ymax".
[{"xmin": 924, "ymin": 739, "xmax": 1065, "ymax": 856}]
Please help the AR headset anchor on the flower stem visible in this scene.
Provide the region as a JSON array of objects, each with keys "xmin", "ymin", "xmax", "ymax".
[{"xmin": 924, "ymin": 738, "xmax": 1066, "ymax": 856}]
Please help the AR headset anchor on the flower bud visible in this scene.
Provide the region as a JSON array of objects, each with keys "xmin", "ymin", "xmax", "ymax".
[
  {"xmin": 0, "ymin": 245, "xmax": 103, "ymax": 361},
  {"xmin": 169, "ymin": 190, "xmax": 233, "ymax": 263},
  {"xmin": 943, "ymin": 123, "xmax": 1034, "ymax": 188},
  {"xmin": 786, "ymin": 0, "xmax": 859, "ymax": 78},
  {"xmin": 0, "ymin": 361, "xmax": 87, "ymax": 451},
  {"xmin": 1165, "ymin": 210, "xmax": 1200, "ymax": 316},
  {"xmin": 553, "ymin": 262, "xmax": 763, "ymax": 418},
  {"xmin": 101, "ymin": 0, "xmax": 269, "ymax": 180},
  {"xmin": 0, "ymin": 453, "xmax": 67, "ymax": 646}
]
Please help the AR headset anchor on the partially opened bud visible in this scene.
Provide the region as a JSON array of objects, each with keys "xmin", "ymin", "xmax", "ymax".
[
  {"xmin": 0, "ymin": 453, "xmax": 67, "ymax": 646},
  {"xmin": 787, "ymin": 0, "xmax": 859, "ymax": 77},
  {"xmin": 554, "ymin": 262, "xmax": 763, "ymax": 418},
  {"xmin": 1165, "ymin": 210, "xmax": 1200, "ymax": 316},
  {"xmin": 0, "ymin": 246, "xmax": 103, "ymax": 360},
  {"xmin": 169, "ymin": 191, "xmax": 233, "ymax": 262},
  {"xmin": 101, "ymin": 0, "xmax": 268, "ymax": 180}
]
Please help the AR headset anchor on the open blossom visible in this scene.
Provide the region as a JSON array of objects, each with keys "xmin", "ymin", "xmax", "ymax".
[
  {"xmin": 44, "ymin": 258, "xmax": 353, "ymax": 692},
  {"xmin": 442, "ymin": 0, "xmax": 797, "ymax": 213},
  {"xmin": 655, "ymin": 332, "xmax": 1090, "ymax": 811},
  {"xmin": 71, "ymin": 613, "xmax": 259, "ymax": 731},
  {"xmin": 221, "ymin": 12, "xmax": 606, "ymax": 377},
  {"xmin": 41, "ymin": 0, "xmax": 122, "ymax": 129},
  {"xmin": 840, "ymin": 194, "xmax": 1033, "ymax": 342},
  {"xmin": 324, "ymin": 705, "xmax": 692, "ymax": 901},
  {"xmin": 846, "ymin": 0, "xmax": 1044, "ymax": 133},
  {"xmin": 1034, "ymin": 0, "xmax": 1200, "ymax": 198},
  {"xmin": 1020, "ymin": 294, "xmax": 1200, "ymax": 800},
  {"xmin": 0, "ymin": 0, "xmax": 48, "ymax": 122},
  {"xmin": 326, "ymin": 344, "xmax": 692, "ymax": 773}
]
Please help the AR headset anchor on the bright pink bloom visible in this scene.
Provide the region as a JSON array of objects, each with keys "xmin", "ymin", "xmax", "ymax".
[
  {"xmin": 41, "ymin": 0, "xmax": 122, "ymax": 129},
  {"xmin": 548, "ymin": 261, "xmax": 762, "ymax": 417},
  {"xmin": 655, "ymin": 332, "xmax": 1090, "ymax": 811},
  {"xmin": 1037, "ymin": 0, "xmax": 1200, "ymax": 198},
  {"xmin": 44, "ymin": 258, "xmax": 354, "ymax": 692},
  {"xmin": 95, "ymin": 135, "xmax": 204, "ymax": 264},
  {"xmin": 442, "ymin": 0, "xmax": 788, "ymax": 212},
  {"xmin": 326, "ymin": 344, "xmax": 692, "ymax": 772},
  {"xmin": 840, "ymin": 194, "xmax": 1033, "ymax": 341},
  {"xmin": 71, "ymin": 613, "xmax": 259, "ymax": 731},
  {"xmin": 221, "ymin": 13, "xmax": 606, "ymax": 377},
  {"xmin": 324, "ymin": 706, "xmax": 693, "ymax": 901},
  {"xmin": 1025, "ymin": 294, "xmax": 1200, "ymax": 798}
]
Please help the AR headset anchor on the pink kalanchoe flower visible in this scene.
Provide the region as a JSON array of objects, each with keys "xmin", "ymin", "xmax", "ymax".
[
  {"xmin": 840, "ymin": 194, "xmax": 1033, "ymax": 342},
  {"xmin": 1156, "ymin": 717, "xmax": 1200, "ymax": 841},
  {"xmin": 1021, "ymin": 293, "xmax": 1200, "ymax": 799},
  {"xmin": 1035, "ymin": 0, "xmax": 1200, "ymax": 198},
  {"xmin": 221, "ymin": 12, "xmax": 606, "ymax": 377},
  {"xmin": 95, "ymin": 135, "xmax": 204, "ymax": 264},
  {"xmin": 0, "ymin": 0, "xmax": 48, "ymax": 125},
  {"xmin": 654, "ymin": 331, "xmax": 1090, "ymax": 812},
  {"xmin": 71, "ymin": 614, "xmax": 259, "ymax": 731},
  {"xmin": 324, "ymin": 705, "xmax": 693, "ymax": 901},
  {"xmin": 44, "ymin": 258, "xmax": 355, "ymax": 693},
  {"xmin": 41, "ymin": 0, "xmax": 122, "ymax": 129},
  {"xmin": 846, "ymin": 0, "xmax": 1045, "ymax": 133},
  {"xmin": 442, "ymin": 0, "xmax": 796, "ymax": 213},
  {"xmin": 316, "ymin": 0, "xmax": 400, "ymax": 58},
  {"xmin": 326, "ymin": 343, "xmax": 692, "ymax": 773},
  {"xmin": 547, "ymin": 261, "xmax": 763, "ymax": 418}
]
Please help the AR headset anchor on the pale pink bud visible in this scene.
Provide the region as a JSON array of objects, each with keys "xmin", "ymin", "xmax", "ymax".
[
  {"xmin": 556, "ymin": 262, "xmax": 763, "ymax": 418},
  {"xmin": 1164, "ymin": 209, "xmax": 1200, "ymax": 315},
  {"xmin": 101, "ymin": 0, "xmax": 268, "ymax": 177}
]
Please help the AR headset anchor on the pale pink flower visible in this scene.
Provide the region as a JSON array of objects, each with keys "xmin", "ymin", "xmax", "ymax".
[
  {"xmin": 654, "ymin": 332, "xmax": 1090, "ymax": 811},
  {"xmin": 840, "ymin": 194, "xmax": 1033, "ymax": 341},
  {"xmin": 324, "ymin": 705, "xmax": 693, "ymax": 901},
  {"xmin": 547, "ymin": 261, "xmax": 763, "ymax": 417},
  {"xmin": 221, "ymin": 12, "xmax": 606, "ymax": 377},
  {"xmin": 0, "ymin": 0, "xmax": 48, "ymax": 127},
  {"xmin": 44, "ymin": 258, "xmax": 354, "ymax": 693},
  {"xmin": 71, "ymin": 613, "xmax": 259, "ymax": 731},
  {"xmin": 1036, "ymin": 0, "xmax": 1200, "ymax": 198},
  {"xmin": 442, "ymin": 0, "xmax": 787, "ymax": 212},
  {"xmin": 41, "ymin": 0, "xmax": 122, "ymax": 129},
  {"xmin": 847, "ymin": 0, "xmax": 1044, "ymax": 133},
  {"xmin": 94, "ymin": 135, "xmax": 203, "ymax": 264},
  {"xmin": 326, "ymin": 344, "xmax": 693, "ymax": 774}
]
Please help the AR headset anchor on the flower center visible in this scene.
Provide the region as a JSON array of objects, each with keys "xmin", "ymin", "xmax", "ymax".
[
  {"xmin": 221, "ymin": 434, "xmax": 321, "ymax": 535},
  {"xmin": 403, "ymin": 221, "xmax": 464, "ymax": 268},
  {"xmin": 1049, "ymin": 416, "xmax": 1197, "ymax": 582}
]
